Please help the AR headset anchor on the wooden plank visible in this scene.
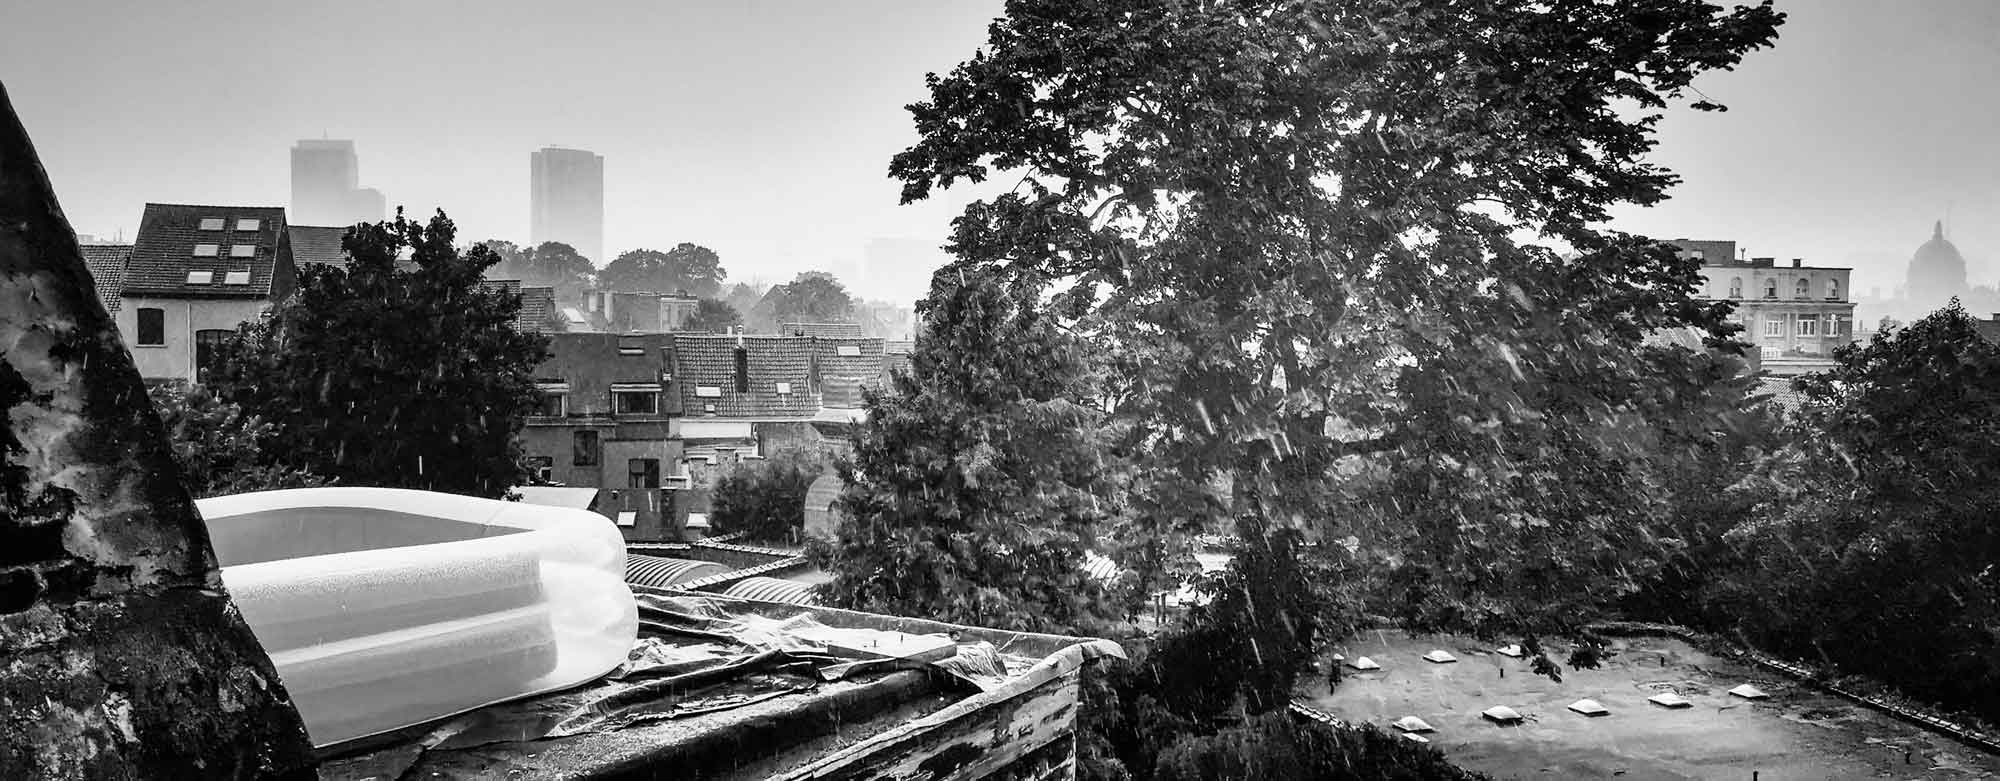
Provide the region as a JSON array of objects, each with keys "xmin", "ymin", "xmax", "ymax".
[{"xmin": 774, "ymin": 669, "xmax": 1082, "ymax": 781}]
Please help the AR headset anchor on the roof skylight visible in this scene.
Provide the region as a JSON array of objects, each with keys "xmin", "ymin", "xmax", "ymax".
[
  {"xmin": 193, "ymin": 244, "xmax": 219, "ymax": 257},
  {"xmin": 223, "ymin": 271, "xmax": 251, "ymax": 286},
  {"xmin": 231, "ymin": 244, "xmax": 255, "ymax": 257},
  {"xmin": 186, "ymin": 271, "xmax": 214, "ymax": 284},
  {"xmin": 236, "ymin": 219, "xmax": 260, "ymax": 231},
  {"xmin": 198, "ymin": 218, "xmax": 225, "ymax": 231}
]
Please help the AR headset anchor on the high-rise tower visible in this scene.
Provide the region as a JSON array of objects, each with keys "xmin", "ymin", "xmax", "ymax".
[
  {"xmin": 290, "ymin": 139, "xmax": 384, "ymax": 227},
  {"xmin": 530, "ymin": 147, "xmax": 605, "ymax": 264}
]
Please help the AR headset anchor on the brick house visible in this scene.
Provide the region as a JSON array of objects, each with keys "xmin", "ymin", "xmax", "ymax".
[{"xmin": 114, "ymin": 204, "xmax": 297, "ymax": 383}]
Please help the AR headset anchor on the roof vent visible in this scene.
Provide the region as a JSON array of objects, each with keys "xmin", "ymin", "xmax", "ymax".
[
  {"xmin": 198, "ymin": 218, "xmax": 225, "ymax": 231},
  {"xmin": 223, "ymin": 271, "xmax": 251, "ymax": 286},
  {"xmin": 186, "ymin": 271, "xmax": 213, "ymax": 285}
]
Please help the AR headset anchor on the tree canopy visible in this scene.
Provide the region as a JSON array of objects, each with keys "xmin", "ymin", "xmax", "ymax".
[
  {"xmin": 813, "ymin": 266, "xmax": 1119, "ymax": 633},
  {"xmin": 710, "ymin": 451, "xmax": 819, "ymax": 542},
  {"xmin": 486, "ymin": 240, "xmax": 595, "ymax": 303},
  {"xmin": 885, "ymin": 0, "xmax": 1784, "ymax": 689},
  {"xmin": 148, "ymin": 384, "xmax": 328, "ymax": 499},
  {"xmin": 600, "ymin": 243, "xmax": 726, "ymax": 298},
  {"xmin": 210, "ymin": 210, "xmax": 550, "ymax": 498},
  {"xmin": 764, "ymin": 271, "xmax": 856, "ymax": 325},
  {"xmin": 682, "ymin": 298, "xmax": 743, "ymax": 333}
]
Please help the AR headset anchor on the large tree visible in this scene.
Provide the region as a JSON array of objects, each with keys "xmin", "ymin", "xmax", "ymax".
[
  {"xmin": 682, "ymin": 298, "xmax": 743, "ymax": 334},
  {"xmin": 765, "ymin": 271, "xmax": 856, "ymax": 325},
  {"xmin": 0, "ymin": 81, "xmax": 314, "ymax": 778},
  {"xmin": 210, "ymin": 210, "xmax": 550, "ymax": 498},
  {"xmin": 813, "ymin": 266, "xmax": 1119, "ymax": 634},
  {"xmin": 889, "ymin": 0, "xmax": 1783, "ymax": 693},
  {"xmin": 149, "ymin": 384, "xmax": 329, "ymax": 499},
  {"xmin": 600, "ymin": 243, "xmax": 726, "ymax": 298},
  {"xmin": 496, "ymin": 240, "xmax": 595, "ymax": 304}
]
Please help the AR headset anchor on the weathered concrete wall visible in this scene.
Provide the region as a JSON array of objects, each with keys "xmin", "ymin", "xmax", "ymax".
[{"xmin": 0, "ymin": 82, "xmax": 315, "ymax": 778}]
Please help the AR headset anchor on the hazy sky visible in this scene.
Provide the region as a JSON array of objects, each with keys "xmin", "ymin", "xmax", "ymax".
[{"xmin": 4, "ymin": 1, "xmax": 1996, "ymax": 305}]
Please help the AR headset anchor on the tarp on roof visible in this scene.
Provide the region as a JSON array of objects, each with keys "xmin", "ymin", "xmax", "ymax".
[
  {"xmin": 513, "ymin": 486, "xmax": 598, "ymax": 510},
  {"xmin": 319, "ymin": 591, "xmax": 1123, "ymax": 779}
]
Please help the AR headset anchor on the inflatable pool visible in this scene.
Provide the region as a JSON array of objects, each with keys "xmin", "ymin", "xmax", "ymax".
[{"xmin": 197, "ymin": 487, "xmax": 639, "ymax": 748}]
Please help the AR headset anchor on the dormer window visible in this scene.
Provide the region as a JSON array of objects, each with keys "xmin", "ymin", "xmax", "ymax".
[
  {"xmin": 186, "ymin": 271, "xmax": 213, "ymax": 285},
  {"xmin": 231, "ymin": 244, "xmax": 255, "ymax": 258},
  {"xmin": 198, "ymin": 218, "xmax": 225, "ymax": 231},
  {"xmin": 193, "ymin": 244, "xmax": 219, "ymax": 257},
  {"xmin": 235, "ymin": 219, "xmax": 260, "ymax": 231}
]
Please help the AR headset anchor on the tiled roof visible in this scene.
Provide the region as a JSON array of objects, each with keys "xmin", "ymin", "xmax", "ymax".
[
  {"xmin": 288, "ymin": 225, "xmax": 349, "ymax": 268},
  {"xmin": 1753, "ymin": 376, "xmax": 1809, "ymax": 412},
  {"xmin": 670, "ymin": 335, "xmax": 819, "ymax": 419},
  {"xmin": 883, "ymin": 339, "xmax": 914, "ymax": 354},
  {"xmin": 78, "ymin": 244, "xmax": 132, "ymax": 314},
  {"xmin": 519, "ymin": 286, "xmax": 556, "ymax": 333},
  {"xmin": 781, "ymin": 322, "xmax": 864, "ymax": 339},
  {"xmin": 812, "ymin": 337, "xmax": 885, "ymax": 409},
  {"xmin": 124, "ymin": 203, "xmax": 288, "ymax": 298},
  {"xmin": 1973, "ymin": 316, "xmax": 2000, "ymax": 346}
]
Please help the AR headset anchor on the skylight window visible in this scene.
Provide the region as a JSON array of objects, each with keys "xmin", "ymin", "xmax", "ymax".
[
  {"xmin": 235, "ymin": 219, "xmax": 260, "ymax": 231},
  {"xmin": 223, "ymin": 271, "xmax": 251, "ymax": 286},
  {"xmin": 836, "ymin": 345, "xmax": 862, "ymax": 357},
  {"xmin": 193, "ymin": 244, "xmax": 219, "ymax": 257},
  {"xmin": 694, "ymin": 386, "xmax": 722, "ymax": 398},
  {"xmin": 231, "ymin": 244, "xmax": 255, "ymax": 258},
  {"xmin": 198, "ymin": 218, "xmax": 225, "ymax": 231},
  {"xmin": 186, "ymin": 271, "xmax": 214, "ymax": 285},
  {"xmin": 775, "ymin": 382, "xmax": 792, "ymax": 395}
]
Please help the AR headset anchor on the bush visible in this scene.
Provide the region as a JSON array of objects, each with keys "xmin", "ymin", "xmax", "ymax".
[{"xmin": 709, "ymin": 452, "xmax": 820, "ymax": 541}]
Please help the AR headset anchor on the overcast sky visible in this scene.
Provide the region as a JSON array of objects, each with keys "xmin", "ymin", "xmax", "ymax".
[{"xmin": 4, "ymin": 1, "xmax": 1995, "ymax": 304}]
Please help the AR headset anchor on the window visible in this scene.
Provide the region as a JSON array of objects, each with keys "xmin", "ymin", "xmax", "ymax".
[
  {"xmin": 231, "ymin": 244, "xmax": 255, "ymax": 258},
  {"xmin": 1763, "ymin": 279, "xmax": 1777, "ymax": 299},
  {"xmin": 1763, "ymin": 318, "xmax": 1784, "ymax": 338},
  {"xmin": 775, "ymin": 381, "xmax": 792, "ymax": 395},
  {"xmin": 628, "ymin": 458, "xmax": 660, "ymax": 489},
  {"xmin": 734, "ymin": 347, "xmax": 749, "ymax": 393},
  {"xmin": 185, "ymin": 271, "xmax": 213, "ymax": 285},
  {"xmin": 573, "ymin": 431, "xmax": 600, "ymax": 466},
  {"xmin": 194, "ymin": 329, "xmax": 232, "ymax": 383},
  {"xmin": 1797, "ymin": 317, "xmax": 1817, "ymax": 336},
  {"xmin": 1826, "ymin": 279, "xmax": 1839, "ymax": 300},
  {"xmin": 1827, "ymin": 314, "xmax": 1844, "ymax": 337},
  {"xmin": 836, "ymin": 344, "xmax": 862, "ymax": 357},
  {"xmin": 695, "ymin": 385, "xmax": 722, "ymax": 398},
  {"xmin": 614, "ymin": 390, "xmax": 657, "ymax": 415},
  {"xmin": 235, "ymin": 218, "xmax": 260, "ymax": 231},
  {"xmin": 1727, "ymin": 277, "xmax": 1742, "ymax": 298},
  {"xmin": 1794, "ymin": 279, "xmax": 1809, "ymax": 299},
  {"xmin": 198, "ymin": 218, "xmax": 225, "ymax": 231},
  {"xmin": 193, "ymin": 244, "xmax": 219, "ymax": 257},
  {"xmin": 136, "ymin": 308, "xmax": 165, "ymax": 346},
  {"xmin": 618, "ymin": 337, "xmax": 644, "ymax": 356},
  {"xmin": 533, "ymin": 390, "xmax": 565, "ymax": 417},
  {"xmin": 527, "ymin": 456, "xmax": 554, "ymax": 484},
  {"xmin": 223, "ymin": 271, "xmax": 251, "ymax": 286}
]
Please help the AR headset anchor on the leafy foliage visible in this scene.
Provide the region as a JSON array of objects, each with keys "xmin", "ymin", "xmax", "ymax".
[
  {"xmin": 890, "ymin": 0, "xmax": 1784, "ymax": 690},
  {"xmin": 1692, "ymin": 303, "xmax": 2000, "ymax": 721},
  {"xmin": 682, "ymin": 298, "xmax": 743, "ymax": 333},
  {"xmin": 600, "ymin": 243, "xmax": 726, "ymax": 298},
  {"xmin": 710, "ymin": 451, "xmax": 820, "ymax": 541},
  {"xmin": 147, "ymin": 384, "xmax": 328, "ymax": 498},
  {"xmin": 209, "ymin": 210, "xmax": 550, "ymax": 498},
  {"xmin": 811, "ymin": 266, "xmax": 1118, "ymax": 634},
  {"xmin": 487, "ymin": 240, "xmax": 595, "ymax": 304},
  {"xmin": 764, "ymin": 271, "xmax": 856, "ymax": 326}
]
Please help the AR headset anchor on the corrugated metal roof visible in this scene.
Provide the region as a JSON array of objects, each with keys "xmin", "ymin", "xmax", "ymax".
[
  {"xmin": 625, "ymin": 555, "xmax": 731, "ymax": 588},
  {"xmin": 720, "ymin": 576, "xmax": 820, "ymax": 605}
]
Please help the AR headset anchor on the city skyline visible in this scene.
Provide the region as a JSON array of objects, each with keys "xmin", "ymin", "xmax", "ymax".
[{"xmin": 4, "ymin": 1, "xmax": 2000, "ymax": 304}]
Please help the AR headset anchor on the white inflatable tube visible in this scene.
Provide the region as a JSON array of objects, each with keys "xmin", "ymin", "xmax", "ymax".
[{"xmin": 197, "ymin": 487, "xmax": 640, "ymax": 748}]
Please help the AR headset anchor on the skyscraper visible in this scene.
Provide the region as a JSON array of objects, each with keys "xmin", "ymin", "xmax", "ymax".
[
  {"xmin": 290, "ymin": 139, "xmax": 385, "ymax": 227},
  {"xmin": 530, "ymin": 147, "xmax": 605, "ymax": 264}
]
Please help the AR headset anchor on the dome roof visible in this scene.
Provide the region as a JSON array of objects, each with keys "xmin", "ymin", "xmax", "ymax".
[{"xmin": 1907, "ymin": 220, "xmax": 1968, "ymax": 304}]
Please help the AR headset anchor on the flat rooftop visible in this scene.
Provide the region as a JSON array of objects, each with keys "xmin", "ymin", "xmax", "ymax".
[
  {"xmin": 319, "ymin": 590, "xmax": 1118, "ymax": 780},
  {"xmin": 1304, "ymin": 630, "xmax": 2000, "ymax": 779}
]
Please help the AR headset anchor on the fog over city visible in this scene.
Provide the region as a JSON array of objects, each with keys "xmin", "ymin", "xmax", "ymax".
[{"xmin": 5, "ymin": 2, "xmax": 2000, "ymax": 779}]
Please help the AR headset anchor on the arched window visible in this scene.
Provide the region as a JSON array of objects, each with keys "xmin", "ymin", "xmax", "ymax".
[
  {"xmin": 1826, "ymin": 279, "xmax": 1839, "ymax": 300},
  {"xmin": 1728, "ymin": 277, "xmax": 1743, "ymax": 298},
  {"xmin": 1763, "ymin": 279, "xmax": 1777, "ymax": 299},
  {"xmin": 1794, "ymin": 279, "xmax": 1809, "ymax": 299}
]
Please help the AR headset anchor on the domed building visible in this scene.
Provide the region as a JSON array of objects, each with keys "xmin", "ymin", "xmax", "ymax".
[{"xmin": 1906, "ymin": 220, "xmax": 1970, "ymax": 308}]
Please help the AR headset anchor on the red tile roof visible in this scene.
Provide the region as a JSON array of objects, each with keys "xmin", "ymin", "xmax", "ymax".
[
  {"xmin": 670, "ymin": 335, "xmax": 819, "ymax": 419},
  {"xmin": 124, "ymin": 204, "xmax": 289, "ymax": 299},
  {"xmin": 1974, "ymin": 316, "xmax": 2000, "ymax": 346},
  {"xmin": 78, "ymin": 244, "xmax": 132, "ymax": 314},
  {"xmin": 288, "ymin": 225, "xmax": 349, "ymax": 268}
]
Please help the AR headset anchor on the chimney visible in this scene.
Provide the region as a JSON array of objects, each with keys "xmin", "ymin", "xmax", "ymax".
[{"xmin": 1791, "ymin": 258, "xmax": 1802, "ymax": 268}]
